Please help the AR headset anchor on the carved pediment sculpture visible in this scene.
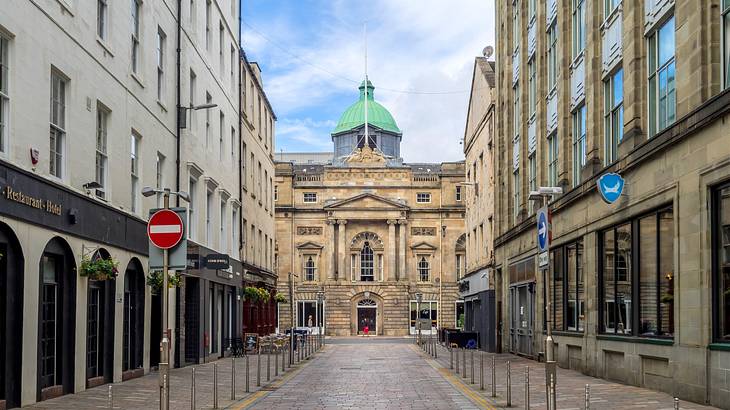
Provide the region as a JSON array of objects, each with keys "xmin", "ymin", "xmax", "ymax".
[{"xmin": 345, "ymin": 146, "xmax": 387, "ymax": 166}]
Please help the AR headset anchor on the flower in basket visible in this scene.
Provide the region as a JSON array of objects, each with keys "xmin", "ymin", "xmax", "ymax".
[
  {"xmin": 274, "ymin": 293, "xmax": 287, "ymax": 304},
  {"xmin": 146, "ymin": 270, "xmax": 182, "ymax": 293},
  {"xmin": 257, "ymin": 287, "xmax": 271, "ymax": 303},
  {"xmin": 79, "ymin": 256, "xmax": 119, "ymax": 281},
  {"xmin": 243, "ymin": 286, "xmax": 260, "ymax": 303}
]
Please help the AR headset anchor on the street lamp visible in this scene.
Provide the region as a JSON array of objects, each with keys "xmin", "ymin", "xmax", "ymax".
[
  {"xmin": 527, "ymin": 185, "xmax": 562, "ymax": 410},
  {"xmin": 316, "ymin": 291, "xmax": 325, "ymax": 348},
  {"xmin": 177, "ymin": 103, "xmax": 219, "ymax": 129},
  {"xmin": 142, "ymin": 186, "xmax": 189, "ymax": 410},
  {"xmin": 415, "ymin": 292, "xmax": 423, "ymax": 346}
]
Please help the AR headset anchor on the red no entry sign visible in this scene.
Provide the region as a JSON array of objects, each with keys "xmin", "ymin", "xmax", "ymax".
[{"xmin": 147, "ymin": 209, "xmax": 184, "ymax": 249}]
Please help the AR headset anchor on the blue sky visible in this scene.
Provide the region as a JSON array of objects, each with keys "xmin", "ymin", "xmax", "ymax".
[{"xmin": 241, "ymin": 1, "xmax": 495, "ymax": 162}]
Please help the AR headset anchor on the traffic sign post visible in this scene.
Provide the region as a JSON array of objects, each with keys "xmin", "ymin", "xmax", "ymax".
[{"xmin": 536, "ymin": 205, "xmax": 556, "ymax": 410}]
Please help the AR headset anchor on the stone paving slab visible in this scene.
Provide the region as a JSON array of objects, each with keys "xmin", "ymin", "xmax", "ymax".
[
  {"xmin": 24, "ymin": 342, "xmax": 317, "ymax": 410},
  {"xmin": 419, "ymin": 339, "xmax": 719, "ymax": 410}
]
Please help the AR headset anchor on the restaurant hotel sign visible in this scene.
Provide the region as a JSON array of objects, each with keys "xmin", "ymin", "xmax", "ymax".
[{"xmin": 3, "ymin": 185, "xmax": 62, "ymax": 215}]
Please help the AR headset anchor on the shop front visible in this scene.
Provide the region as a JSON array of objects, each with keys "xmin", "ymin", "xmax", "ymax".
[
  {"xmin": 242, "ymin": 264, "xmax": 277, "ymax": 336},
  {"xmin": 458, "ymin": 268, "xmax": 497, "ymax": 352}
]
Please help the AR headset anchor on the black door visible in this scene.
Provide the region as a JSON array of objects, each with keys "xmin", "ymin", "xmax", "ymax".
[
  {"xmin": 123, "ymin": 262, "xmax": 144, "ymax": 373},
  {"xmin": 150, "ymin": 291, "xmax": 161, "ymax": 369},
  {"xmin": 0, "ymin": 227, "xmax": 24, "ymax": 409},
  {"xmin": 357, "ymin": 308, "xmax": 376, "ymax": 334}
]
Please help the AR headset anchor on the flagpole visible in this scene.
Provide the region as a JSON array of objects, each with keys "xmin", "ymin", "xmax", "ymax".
[{"xmin": 364, "ymin": 22, "xmax": 369, "ymax": 147}]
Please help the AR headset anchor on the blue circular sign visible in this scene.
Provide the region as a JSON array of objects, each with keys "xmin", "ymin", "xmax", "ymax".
[{"xmin": 537, "ymin": 211, "xmax": 548, "ymax": 251}]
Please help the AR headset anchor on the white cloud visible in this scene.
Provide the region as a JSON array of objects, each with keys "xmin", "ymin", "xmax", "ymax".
[
  {"xmin": 276, "ymin": 118, "xmax": 336, "ymax": 151},
  {"xmin": 244, "ymin": 0, "xmax": 495, "ymax": 163}
]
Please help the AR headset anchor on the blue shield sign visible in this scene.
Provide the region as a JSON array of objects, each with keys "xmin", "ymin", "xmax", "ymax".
[
  {"xmin": 537, "ymin": 207, "xmax": 550, "ymax": 252},
  {"xmin": 597, "ymin": 173, "xmax": 625, "ymax": 204}
]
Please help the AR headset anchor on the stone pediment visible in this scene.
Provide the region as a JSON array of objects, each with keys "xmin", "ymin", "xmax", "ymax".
[
  {"xmin": 410, "ymin": 241, "xmax": 438, "ymax": 251},
  {"xmin": 324, "ymin": 193, "xmax": 408, "ymax": 211},
  {"xmin": 296, "ymin": 241, "xmax": 324, "ymax": 250}
]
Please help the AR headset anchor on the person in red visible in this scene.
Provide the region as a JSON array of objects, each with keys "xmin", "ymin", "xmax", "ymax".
[{"xmin": 364, "ymin": 325, "xmax": 369, "ymax": 335}]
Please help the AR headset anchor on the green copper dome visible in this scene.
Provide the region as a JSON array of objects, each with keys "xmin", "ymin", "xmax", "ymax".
[{"xmin": 332, "ymin": 80, "xmax": 401, "ymax": 135}]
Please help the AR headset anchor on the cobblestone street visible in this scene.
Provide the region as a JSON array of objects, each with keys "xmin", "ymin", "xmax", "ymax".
[{"xmin": 23, "ymin": 338, "xmax": 723, "ymax": 409}]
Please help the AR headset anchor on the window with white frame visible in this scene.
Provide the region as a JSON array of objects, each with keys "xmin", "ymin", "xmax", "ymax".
[
  {"xmin": 130, "ymin": 134, "xmax": 140, "ymax": 212},
  {"xmin": 219, "ymin": 23, "xmax": 224, "ymax": 77},
  {"xmin": 206, "ymin": 188, "xmax": 213, "ymax": 245},
  {"xmin": 188, "ymin": 178, "xmax": 197, "ymax": 239},
  {"xmin": 0, "ymin": 35, "xmax": 8, "ymax": 153},
  {"xmin": 50, "ymin": 72, "xmax": 66, "ymax": 179},
  {"xmin": 156, "ymin": 28, "xmax": 166, "ymax": 102},
  {"xmin": 725, "ymin": 0, "xmax": 730, "ymax": 88},
  {"xmin": 131, "ymin": 0, "xmax": 141, "ymax": 74},
  {"xmin": 189, "ymin": 70, "xmax": 196, "ymax": 129},
  {"xmin": 257, "ymin": 161, "xmax": 262, "ymax": 199},
  {"xmin": 512, "ymin": 0, "xmax": 520, "ymax": 52},
  {"xmin": 155, "ymin": 152, "xmax": 164, "ymax": 207},
  {"xmin": 605, "ymin": 0, "xmax": 619, "ymax": 17},
  {"xmin": 572, "ymin": 105, "xmax": 586, "ymax": 186},
  {"xmin": 572, "ymin": 0, "xmax": 585, "ymax": 59},
  {"xmin": 219, "ymin": 112, "xmax": 224, "ymax": 160},
  {"xmin": 220, "ymin": 199, "xmax": 227, "ymax": 252},
  {"xmin": 528, "ymin": 153, "xmax": 536, "ymax": 214},
  {"xmin": 604, "ymin": 68, "xmax": 624, "ymax": 164},
  {"xmin": 455, "ymin": 185, "xmax": 462, "ymax": 202},
  {"xmin": 513, "ymin": 83, "xmax": 520, "ymax": 138},
  {"xmin": 97, "ymin": 0, "xmax": 108, "ymax": 40},
  {"xmin": 230, "ymin": 126, "xmax": 235, "ymax": 162},
  {"xmin": 205, "ymin": 92, "xmax": 212, "ymax": 147},
  {"xmin": 529, "ymin": 0, "xmax": 536, "ymax": 20},
  {"xmin": 528, "ymin": 59, "xmax": 536, "ymax": 118},
  {"xmin": 95, "ymin": 105, "xmax": 109, "ymax": 198},
  {"xmin": 456, "ymin": 254, "xmax": 464, "ymax": 280},
  {"xmin": 304, "ymin": 256, "xmax": 316, "ymax": 281},
  {"xmin": 418, "ymin": 256, "xmax": 430, "ymax": 282},
  {"xmin": 360, "ymin": 242, "xmax": 374, "ymax": 281},
  {"xmin": 513, "ymin": 169, "xmax": 521, "ymax": 220},
  {"xmin": 416, "ymin": 192, "xmax": 431, "ymax": 203},
  {"xmin": 548, "ymin": 132, "xmax": 558, "ymax": 187},
  {"xmin": 648, "ymin": 16, "xmax": 676, "ymax": 137},
  {"xmin": 189, "ymin": 0, "xmax": 196, "ymax": 27},
  {"xmin": 303, "ymin": 192, "xmax": 317, "ymax": 203},
  {"xmin": 230, "ymin": 45, "xmax": 236, "ymax": 91},
  {"xmin": 205, "ymin": 0, "xmax": 211, "ymax": 50},
  {"xmin": 547, "ymin": 22, "xmax": 558, "ymax": 91},
  {"xmin": 274, "ymin": 185, "xmax": 278, "ymax": 202},
  {"xmin": 231, "ymin": 206, "xmax": 238, "ymax": 253}
]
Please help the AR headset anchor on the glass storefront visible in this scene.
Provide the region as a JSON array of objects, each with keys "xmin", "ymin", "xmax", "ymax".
[{"xmin": 410, "ymin": 301, "xmax": 437, "ymax": 335}]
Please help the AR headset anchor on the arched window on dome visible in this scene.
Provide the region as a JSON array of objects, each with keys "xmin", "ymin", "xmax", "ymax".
[{"xmin": 357, "ymin": 132, "xmax": 377, "ymax": 150}]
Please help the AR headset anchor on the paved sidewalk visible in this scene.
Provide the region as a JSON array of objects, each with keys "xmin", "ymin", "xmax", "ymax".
[
  {"xmin": 25, "ymin": 342, "xmax": 318, "ymax": 410},
  {"xmin": 419, "ymin": 339, "xmax": 718, "ymax": 409},
  {"xmin": 239, "ymin": 340, "xmax": 482, "ymax": 409}
]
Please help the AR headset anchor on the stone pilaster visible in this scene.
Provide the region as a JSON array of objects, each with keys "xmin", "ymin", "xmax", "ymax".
[
  {"xmin": 326, "ymin": 219, "xmax": 336, "ymax": 280},
  {"xmin": 387, "ymin": 220, "xmax": 397, "ymax": 281},
  {"xmin": 337, "ymin": 220, "xmax": 348, "ymax": 282},
  {"xmin": 398, "ymin": 219, "xmax": 408, "ymax": 281}
]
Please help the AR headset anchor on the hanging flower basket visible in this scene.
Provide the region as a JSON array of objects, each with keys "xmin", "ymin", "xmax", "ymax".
[
  {"xmin": 146, "ymin": 271, "xmax": 182, "ymax": 293},
  {"xmin": 243, "ymin": 286, "xmax": 260, "ymax": 302},
  {"xmin": 257, "ymin": 287, "xmax": 271, "ymax": 303},
  {"xmin": 274, "ymin": 293, "xmax": 287, "ymax": 304},
  {"xmin": 79, "ymin": 256, "xmax": 119, "ymax": 281}
]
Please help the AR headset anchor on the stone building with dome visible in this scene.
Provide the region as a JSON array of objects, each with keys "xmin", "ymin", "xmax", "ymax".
[{"xmin": 274, "ymin": 80, "xmax": 466, "ymax": 336}]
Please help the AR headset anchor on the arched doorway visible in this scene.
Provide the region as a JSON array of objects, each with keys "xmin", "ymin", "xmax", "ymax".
[
  {"xmin": 85, "ymin": 248, "xmax": 115, "ymax": 388},
  {"xmin": 356, "ymin": 299, "xmax": 377, "ymax": 334},
  {"xmin": 37, "ymin": 237, "xmax": 76, "ymax": 402},
  {"xmin": 0, "ymin": 222, "xmax": 23, "ymax": 409},
  {"xmin": 122, "ymin": 258, "xmax": 145, "ymax": 379}
]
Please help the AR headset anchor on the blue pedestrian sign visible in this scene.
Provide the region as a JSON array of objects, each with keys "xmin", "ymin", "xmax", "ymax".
[
  {"xmin": 597, "ymin": 172, "xmax": 625, "ymax": 204},
  {"xmin": 537, "ymin": 207, "xmax": 550, "ymax": 252}
]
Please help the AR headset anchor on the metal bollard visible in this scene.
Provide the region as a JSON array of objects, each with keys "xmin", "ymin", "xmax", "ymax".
[
  {"xmin": 450, "ymin": 346, "xmax": 454, "ymax": 369},
  {"xmin": 191, "ymin": 367, "xmax": 196, "ymax": 410},
  {"xmin": 163, "ymin": 374, "xmax": 168, "ymax": 409},
  {"xmin": 213, "ymin": 363, "xmax": 218, "ymax": 409},
  {"xmin": 266, "ymin": 346, "xmax": 271, "ymax": 381},
  {"xmin": 297, "ymin": 338, "xmax": 302, "ymax": 362},
  {"xmin": 245, "ymin": 355, "xmax": 250, "ymax": 393},
  {"xmin": 275, "ymin": 347, "xmax": 279, "ymax": 377},
  {"xmin": 491, "ymin": 355, "xmax": 496, "ymax": 398},
  {"xmin": 524, "ymin": 367, "xmax": 530, "ymax": 410},
  {"xmin": 462, "ymin": 348, "xmax": 467, "ymax": 378},
  {"xmin": 479, "ymin": 351, "xmax": 484, "ymax": 390},
  {"xmin": 506, "ymin": 360, "xmax": 511, "ymax": 407},
  {"xmin": 470, "ymin": 349, "xmax": 475, "ymax": 384},
  {"xmin": 108, "ymin": 385, "xmax": 112, "ymax": 409},
  {"xmin": 549, "ymin": 374, "xmax": 556, "ymax": 410},
  {"xmin": 674, "ymin": 397, "xmax": 679, "ymax": 410},
  {"xmin": 282, "ymin": 344, "xmax": 286, "ymax": 372},
  {"xmin": 585, "ymin": 384, "xmax": 590, "ymax": 410},
  {"xmin": 434, "ymin": 336, "xmax": 438, "ymax": 359},
  {"xmin": 455, "ymin": 346, "xmax": 459, "ymax": 373},
  {"xmin": 231, "ymin": 357, "xmax": 236, "ymax": 400},
  {"xmin": 256, "ymin": 347, "xmax": 261, "ymax": 387}
]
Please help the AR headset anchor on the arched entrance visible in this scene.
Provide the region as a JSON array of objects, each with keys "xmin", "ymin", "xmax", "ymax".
[
  {"xmin": 122, "ymin": 258, "xmax": 145, "ymax": 379},
  {"xmin": 37, "ymin": 237, "xmax": 76, "ymax": 402},
  {"xmin": 0, "ymin": 222, "xmax": 23, "ymax": 409},
  {"xmin": 356, "ymin": 299, "xmax": 377, "ymax": 334},
  {"xmin": 85, "ymin": 248, "xmax": 115, "ymax": 388}
]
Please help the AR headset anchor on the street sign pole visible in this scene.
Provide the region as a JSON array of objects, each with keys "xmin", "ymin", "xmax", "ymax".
[
  {"xmin": 159, "ymin": 190, "xmax": 171, "ymax": 410},
  {"xmin": 537, "ymin": 204, "xmax": 556, "ymax": 410}
]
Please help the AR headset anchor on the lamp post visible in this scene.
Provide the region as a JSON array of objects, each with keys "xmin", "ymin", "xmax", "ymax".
[
  {"xmin": 528, "ymin": 186, "xmax": 562, "ymax": 410},
  {"xmin": 415, "ymin": 292, "xmax": 423, "ymax": 346},
  {"xmin": 141, "ymin": 186, "xmax": 190, "ymax": 410},
  {"xmin": 316, "ymin": 291, "xmax": 325, "ymax": 348}
]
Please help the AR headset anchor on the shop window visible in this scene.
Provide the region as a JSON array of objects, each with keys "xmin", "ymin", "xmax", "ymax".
[
  {"xmin": 297, "ymin": 301, "xmax": 323, "ymax": 328},
  {"xmin": 600, "ymin": 207, "xmax": 674, "ymax": 337},
  {"xmin": 713, "ymin": 183, "xmax": 730, "ymax": 341},
  {"xmin": 549, "ymin": 240, "xmax": 584, "ymax": 331}
]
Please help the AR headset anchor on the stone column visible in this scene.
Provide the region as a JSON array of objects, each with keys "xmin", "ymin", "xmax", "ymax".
[
  {"xmin": 326, "ymin": 220, "xmax": 336, "ymax": 280},
  {"xmin": 387, "ymin": 220, "xmax": 397, "ymax": 281},
  {"xmin": 337, "ymin": 220, "xmax": 347, "ymax": 281},
  {"xmin": 398, "ymin": 219, "xmax": 408, "ymax": 281}
]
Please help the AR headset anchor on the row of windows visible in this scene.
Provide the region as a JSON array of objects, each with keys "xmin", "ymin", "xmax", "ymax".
[
  {"xmin": 241, "ymin": 143, "xmax": 274, "ymax": 213},
  {"xmin": 241, "ymin": 219, "xmax": 274, "ymax": 271},
  {"xmin": 296, "ymin": 191, "xmax": 446, "ymax": 204},
  {"xmin": 241, "ymin": 66, "xmax": 275, "ymax": 155},
  {"xmin": 186, "ymin": 177, "xmax": 240, "ymax": 256}
]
